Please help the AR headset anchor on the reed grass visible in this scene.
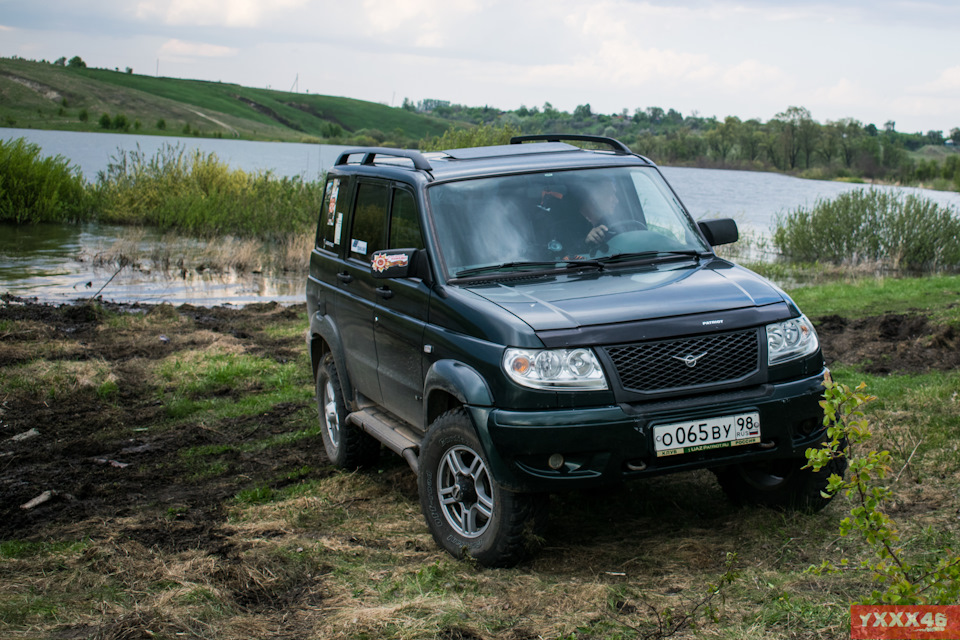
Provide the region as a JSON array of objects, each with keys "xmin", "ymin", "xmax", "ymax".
[
  {"xmin": 772, "ymin": 189, "xmax": 960, "ymax": 272},
  {"xmin": 93, "ymin": 144, "xmax": 324, "ymax": 240},
  {"xmin": 0, "ymin": 137, "xmax": 91, "ymax": 223}
]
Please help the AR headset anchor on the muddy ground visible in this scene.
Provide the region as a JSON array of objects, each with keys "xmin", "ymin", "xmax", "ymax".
[
  {"xmin": 2, "ymin": 297, "xmax": 958, "ymax": 545},
  {"xmin": 1, "ymin": 295, "xmax": 958, "ymax": 639},
  {"xmin": 0, "ymin": 297, "xmax": 323, "ymax": 548},
  {"xmin": 0, "ymin": 297, "xmax": 953, "ymax": 535}
]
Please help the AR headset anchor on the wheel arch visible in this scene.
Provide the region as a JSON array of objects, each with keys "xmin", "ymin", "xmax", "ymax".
[
  {"xmin": 422, "ymin": 359, "xmax": 494, "ymax": 426},
  {"xmin": 309, "ymin": 313, "xmax": 355, "ymax": 406}
]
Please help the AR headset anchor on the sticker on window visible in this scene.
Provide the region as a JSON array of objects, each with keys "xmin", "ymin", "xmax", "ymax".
[
  {"xmin": 334, "ymin": 213, "xmax": 343, "ymax": 245},
  {"xmin": 327, "ymin": 179, "xmax": 340, "ymax": 225},
  {"xmin": 351, "ymin": 238, "xmax": 368, "ymax": 255}
]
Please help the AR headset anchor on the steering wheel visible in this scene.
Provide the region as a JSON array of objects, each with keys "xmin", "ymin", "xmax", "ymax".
[{"xmin": 603, "ymin": 220, "xmax": 646, "ymax": 236}]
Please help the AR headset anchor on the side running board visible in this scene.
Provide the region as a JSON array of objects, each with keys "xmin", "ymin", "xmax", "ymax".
[{"xmin": 346, "ymin": 408, "xmax": 421, "ymax": 474}]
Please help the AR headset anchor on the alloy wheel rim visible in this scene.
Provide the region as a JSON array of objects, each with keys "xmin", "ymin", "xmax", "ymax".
[
  {"xmin": 437, "ymin": 445, "xmax": 494, "ymax": 538},
  {"xmin": 322, "ymin": 379, "xmax": 340, "ymax": 449}
]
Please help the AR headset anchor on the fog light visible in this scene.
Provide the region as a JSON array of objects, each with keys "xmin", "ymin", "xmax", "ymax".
[{"xmin": 548, "ymin": 453, "xmax": 565, "ymax": 470}]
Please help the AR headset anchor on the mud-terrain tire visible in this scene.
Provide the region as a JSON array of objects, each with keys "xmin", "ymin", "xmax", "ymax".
[
  {"xmin": 713, "ymin": 450, "xmax": 846, "ymax": 513},
  {"xmin": 418, "ymin": 408, "xmax": 544, "ymax": 567},
  {"xmin": 316, "ymin": 355, "xmax": 380, "ymax": 469}
]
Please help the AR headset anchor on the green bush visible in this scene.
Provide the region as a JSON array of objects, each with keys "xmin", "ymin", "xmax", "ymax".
[
  {"xmin": 93, "ymin": 143, "xmax": 324, "ymax": 239},
  {"xmin": 772, "ymin": 189, "xmax": 960, "ymax": 272},
  {"xmin": 0, "ymin": 137, "xmax": 90, "ymax": 223},
  {"xmin": 420, "ymin": 123, "xmax": 521, "ymax": 151}
]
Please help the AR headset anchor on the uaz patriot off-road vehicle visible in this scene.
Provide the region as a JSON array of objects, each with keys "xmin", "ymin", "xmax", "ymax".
[{"xmin": 306, "ymin": 135, "xmax": 841, "ymax": 567}]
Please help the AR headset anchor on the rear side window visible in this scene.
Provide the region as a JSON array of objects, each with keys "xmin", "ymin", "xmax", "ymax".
[
  {"xmin": 350, "ymin": 182, "xmax": 389, "ymax": 261},
  {"xmin": 389, "ymin": 189, "xmax": 424, "ymax": 250}
]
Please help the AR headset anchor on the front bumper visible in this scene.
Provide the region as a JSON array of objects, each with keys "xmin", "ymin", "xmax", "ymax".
[{"xmin": 480, "ymin": 370, "xmax": 827, "ymax": 493}]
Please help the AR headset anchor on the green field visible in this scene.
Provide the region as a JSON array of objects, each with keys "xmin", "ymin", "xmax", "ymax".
[{"xmin": 0, "ymin": 57, "xmax": 452, "ymax": 143}]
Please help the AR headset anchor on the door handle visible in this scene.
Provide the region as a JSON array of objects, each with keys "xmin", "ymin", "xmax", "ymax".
[
  {"xmin": 376, "ymin": 286, "xmax": 394, "ymax": 300},
  {"xmin": 336, "ymin": 272, "xmax": 353, "ymax": 284}
]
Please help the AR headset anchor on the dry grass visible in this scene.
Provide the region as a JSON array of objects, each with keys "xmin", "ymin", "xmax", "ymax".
[{"xmin": 81, "ymin": 227, "xmax": 313, "ymax": 280}]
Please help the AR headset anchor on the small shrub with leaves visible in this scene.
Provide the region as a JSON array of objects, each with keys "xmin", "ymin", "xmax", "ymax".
[{"xmin": 806, "ymin": 373, "xmax": 960, "ymax": 604}]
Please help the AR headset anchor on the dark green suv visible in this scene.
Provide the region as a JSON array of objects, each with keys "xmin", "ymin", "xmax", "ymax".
[{"xmin": 306, "ymin": 135, "xmax": 841, "ymax": 566}]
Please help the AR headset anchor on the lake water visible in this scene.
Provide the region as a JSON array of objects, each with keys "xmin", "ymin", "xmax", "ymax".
[{"xmin": 3, "ymin": 127, "xmax": 960, "ymax": 305}]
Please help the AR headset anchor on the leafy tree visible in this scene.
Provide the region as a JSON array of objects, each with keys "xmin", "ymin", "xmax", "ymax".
[
  {"xmin": 924, "ymin": 130, "xmax": 944, "ymax": 146},
  {"xmin": 705, "ymin": 116, "xmax": 740, "ymax": 163},
  {"xmin": 78, "ymin": 109, "xmax": 89, "ymax": 123},
  {"xmin": 665, "ymin": 108, "xmax": 684, "ymax": 126},
  {"xmin": 830, "ymin": 118, "xmax": 864, "ymax": 168},
  {"xmin": 950, "ymin": 128, "xmax": 960, "ymax": 144},
  {"xmin": 98, "ymin": 113, "xmax": 111, "ymax": 129},
  {"xmin": 54, "ymin": 56, "xmax": 66, "ymax": 66},
  {"xmin": 67, "ymin": 56, "xmax": 87, "ymax": 69},
  {"xmin": 735, "ymin": 119, "xmax": 764, "ymax": 162},
  {"xmin": 573, "ymin": 103, "xmax": 593, "ymax": 120}
]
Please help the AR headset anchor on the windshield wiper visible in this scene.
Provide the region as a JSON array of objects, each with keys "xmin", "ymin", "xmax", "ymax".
[
  {"xmin": 599, "ymin": 250, "xmax": 702, "ymax": 266},
  {"xmin": 454, "ymin": 259, "xmax": 605, "ymax": 279},
  {"xmin": 562, "ymin": 259, "xmax": 604, "ymax": 271},
  {"xmin": 454, "ymin": 261, "xmax": 562, "ymax": 278}
]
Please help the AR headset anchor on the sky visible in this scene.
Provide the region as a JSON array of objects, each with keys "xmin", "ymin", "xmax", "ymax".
[{"xmin": 2, "ymin": 0, "xmax": 959, "ymax": 135}]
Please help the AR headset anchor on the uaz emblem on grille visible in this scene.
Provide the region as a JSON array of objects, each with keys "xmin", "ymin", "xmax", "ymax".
[{"xmin": 672, "ymin": 352, "xmax": 708, "ymax": 367}]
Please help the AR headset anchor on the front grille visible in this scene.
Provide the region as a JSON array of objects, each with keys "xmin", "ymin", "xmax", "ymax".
[{"xmin": 603, "ymin": 329, "xmax": 760, "ymax": 393}]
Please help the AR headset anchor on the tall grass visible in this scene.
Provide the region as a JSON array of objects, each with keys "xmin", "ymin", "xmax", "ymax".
[
  {"xmin": 0, "ymin": 137, "xmax": 90, "ymax": 223},
  {"xmin": 93, "ymin": 144, "xmax": 324, "ymax": 239},
  {"xmin": 773, "ymin": 189, "xmax": 960, "ymax": 272}
]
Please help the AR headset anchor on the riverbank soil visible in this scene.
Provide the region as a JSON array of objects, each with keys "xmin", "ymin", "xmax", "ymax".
[{"xmin": 1, "ymin": 294, "xmax": 959, "ymax": 639}]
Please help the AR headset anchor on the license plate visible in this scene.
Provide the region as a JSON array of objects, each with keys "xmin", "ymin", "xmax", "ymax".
[{"xmin": 653, "ymin": 412, "xmax": 761, "ymax": 457}]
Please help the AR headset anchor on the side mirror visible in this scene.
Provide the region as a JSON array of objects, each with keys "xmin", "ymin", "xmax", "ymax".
[
  {"xmin": 371, "ymin": 248, "xmax": 429, "ymax": 281},
  {"xmin": 698, "ymin": 218, "xmax": 739, "ymax": 246}
]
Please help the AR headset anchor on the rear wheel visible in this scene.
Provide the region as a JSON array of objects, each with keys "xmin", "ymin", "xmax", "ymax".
[
  {"xmin": 713, "ymin": 450, "xmax": 846, "ymax": 513},
  {"xmin": 316, "ymin": 355, "xmax": 379, "ymax": 469},
  {"xmin": 418, "ymin": 408, "xmax": 545, "ymax": 567}
]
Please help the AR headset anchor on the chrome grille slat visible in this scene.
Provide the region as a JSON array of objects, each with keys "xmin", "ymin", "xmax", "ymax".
[{"xmin": 604, "ymin": 329, "xmax": 760, "ymax": 393}]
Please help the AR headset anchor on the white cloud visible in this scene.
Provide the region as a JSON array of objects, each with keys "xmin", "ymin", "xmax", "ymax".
[
  {"xmin": 930, "ymin": 66, "xmax": 960, "ymax": 92},
  {"xmin": 135, "ymin": 0, "xmax": 308, "ymax": 28},
  {"xmin": 159, "ymin": 39, "xmax": 238, "ymax": 58},
  {"xmin": 358, "ymin": 0, "xmax": 483, "ymax": 48},
  {"xmin": 721, "ymin": 59, "xmax": 788, "ymax": 92},
  {"xmin": 811, "ymin": 78, "xmax": 868, "ymax": 108}
]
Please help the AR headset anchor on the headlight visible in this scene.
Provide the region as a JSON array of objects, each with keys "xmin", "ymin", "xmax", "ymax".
[
  {"xmin": 766, "ymin": 315, "xmax": 819, "ymax": 365},
  {"xmin": 503, "ymin": 347, "xmax": 608, "ymax": 390}
]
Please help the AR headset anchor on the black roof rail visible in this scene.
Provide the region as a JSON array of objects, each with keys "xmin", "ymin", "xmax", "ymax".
[
  {"xmin": 335, "ymin": 147, "xmax": 433, "ymax": 172},
  {"xmin": 510, "ymin": 134, "xmax": 634, "ymax": 155}
]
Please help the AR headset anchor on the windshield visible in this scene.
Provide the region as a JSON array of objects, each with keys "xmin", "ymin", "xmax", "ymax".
[{"xmin": 427, "ymin": 167, "xmax": 709, "ymax": 280}]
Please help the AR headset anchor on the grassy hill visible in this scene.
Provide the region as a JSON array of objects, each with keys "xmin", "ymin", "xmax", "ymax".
[{"xmin": 0, "ymin": 57, "xmax": 452, "ymax": 145}]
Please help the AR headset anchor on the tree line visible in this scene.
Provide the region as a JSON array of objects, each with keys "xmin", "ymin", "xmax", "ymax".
[{"xmin": 406, "ymin": 100, "xmax": 960, "ymax": 190}]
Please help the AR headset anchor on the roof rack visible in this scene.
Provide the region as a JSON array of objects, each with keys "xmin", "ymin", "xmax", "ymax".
[
  {"xmin": 509, "ymin": 134, "xmax": 634, "ymax": 155},
  {"xmin": 335, "ymin": 147, "xmax": 433, "ymax": 172}
]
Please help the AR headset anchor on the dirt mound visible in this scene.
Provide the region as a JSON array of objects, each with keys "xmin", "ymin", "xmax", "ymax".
[{"xmin": 815, "ymin": 312, "xmax": 960, "ymax": 374}]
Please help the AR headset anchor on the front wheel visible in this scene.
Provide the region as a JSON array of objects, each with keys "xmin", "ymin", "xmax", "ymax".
[
  {"xmin": 418, "ymin": 408, "xmax": 544, "ymax": 567},
  {"xmin": 713, "ymin": 451, "xmax": 846, "ymax": 513}
]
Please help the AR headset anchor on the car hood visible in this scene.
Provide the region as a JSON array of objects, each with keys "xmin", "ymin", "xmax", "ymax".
[{"xmin": 463, "ymin": 261, "xmax": 787, "ymax": 332}]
